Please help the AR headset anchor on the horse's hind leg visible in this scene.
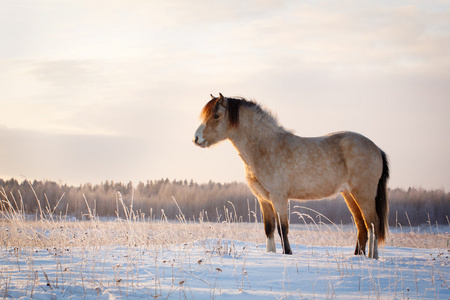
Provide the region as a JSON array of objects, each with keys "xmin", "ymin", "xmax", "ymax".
[
  {"xmin": 342, "ymin": 191, "xmax": 367, "ymax": 255},
  {"xmin": 348, "ymin": 188, "xmax": 380, "ymax": 259},
  {"xmin": 258, "ymin": 199, "xmax": 277, "ymax": 253}
]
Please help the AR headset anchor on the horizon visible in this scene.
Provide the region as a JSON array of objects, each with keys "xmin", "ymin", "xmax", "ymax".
[
  {"xmin": 1, "ymin": 0, "xmax": 449, "ymax": 191},
  {"xmin": 0, "ymin": 176, "xmax": 447, "ymax": 193}
]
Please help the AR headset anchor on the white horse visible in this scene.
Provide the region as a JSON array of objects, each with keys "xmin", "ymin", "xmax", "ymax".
[{"xmin": 193, "ymin": 94, "xmax": 389, "ymax": 259}]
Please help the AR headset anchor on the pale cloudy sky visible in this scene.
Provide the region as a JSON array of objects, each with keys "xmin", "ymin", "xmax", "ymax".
[{"xmin": 1, "ymin": 0, "xmax": 449, "ymax": 190}]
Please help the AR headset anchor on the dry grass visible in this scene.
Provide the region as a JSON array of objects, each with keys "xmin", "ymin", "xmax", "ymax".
[
  {"xmin": 0, "ymin": 188, "xmax": 448, "ymax": 299},
  {"xmin": 0, "ymin": 187, "xmax": 448, "ymax": 250}
]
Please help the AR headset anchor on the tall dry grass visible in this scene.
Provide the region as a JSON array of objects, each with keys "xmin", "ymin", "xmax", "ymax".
[{"xmin": 0, "ymin": 185, "xmax": 448, "ymax": 299}]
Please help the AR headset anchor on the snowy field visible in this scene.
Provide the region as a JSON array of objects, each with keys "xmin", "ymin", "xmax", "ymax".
[
  {"xmin": 0, "ymin": 216, "xmax": 448, "ymax": 300},
  {"xmin": 0, "ymin": 194, "xmax": 448, "ymax": 299}
]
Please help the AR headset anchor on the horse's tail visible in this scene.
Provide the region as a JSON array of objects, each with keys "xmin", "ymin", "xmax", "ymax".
[{"xmin": 376, "ymin": 150, "xmax": 389, "ymax": 244}]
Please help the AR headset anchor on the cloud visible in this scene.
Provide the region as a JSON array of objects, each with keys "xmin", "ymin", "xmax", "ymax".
[
  {"xmin": 219, "ymin": 2, "xmax": 450, "ymax": 75},
  {"xmin": 0, "ymin": 127, "xmax": 151, "ymax": 184},
  {"xmin": 0, "ymin": 119, "xmax": 246, "ymax": 186},
  {"xmin": 2, "ymin": 0, "xmax": 449, "ymax": 74}
]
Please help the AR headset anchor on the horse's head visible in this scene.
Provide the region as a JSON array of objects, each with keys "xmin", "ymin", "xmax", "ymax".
[{"xmin": 193, "ymin": 93, "xmax": 232, "ymax": 148}]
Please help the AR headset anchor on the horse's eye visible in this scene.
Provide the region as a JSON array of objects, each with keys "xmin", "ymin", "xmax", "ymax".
[{"xmin": 214, "ymin": 114, "xmax": 220, "ymax": 119}]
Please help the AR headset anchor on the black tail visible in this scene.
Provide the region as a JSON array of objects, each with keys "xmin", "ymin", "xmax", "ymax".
[{"xmin": 376, "ymin": 150, "xmax": 389, "ymax": 244}]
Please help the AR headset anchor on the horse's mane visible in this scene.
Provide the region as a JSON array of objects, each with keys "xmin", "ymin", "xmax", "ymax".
[{"xmin": 201, "ymin": 96, "xmax": 281, "ymax": 130}]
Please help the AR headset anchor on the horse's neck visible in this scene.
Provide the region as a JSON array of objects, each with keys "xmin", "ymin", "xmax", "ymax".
[{"xmin": 228, "ymin": 107, "xmax": 280, "ymax": 164}]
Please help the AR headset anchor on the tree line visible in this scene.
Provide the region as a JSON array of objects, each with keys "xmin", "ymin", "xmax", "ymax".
[{"xmin": 0, "ymin": 178, "xmax": 448, "ymax": 226}]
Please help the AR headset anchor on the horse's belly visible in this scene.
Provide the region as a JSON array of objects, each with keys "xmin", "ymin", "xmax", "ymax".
[{"xmin": 289, "ymin": 177, "xmax": 349, "ymax": 201}]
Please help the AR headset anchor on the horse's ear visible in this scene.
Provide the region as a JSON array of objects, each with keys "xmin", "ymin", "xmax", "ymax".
[
  {"xmin": 218, "ymin": 93, "xmax": 224, "ymax": 104},
  {"xmin": 210, "ymin": 94, "xmax": 215, "ymax": 99}
]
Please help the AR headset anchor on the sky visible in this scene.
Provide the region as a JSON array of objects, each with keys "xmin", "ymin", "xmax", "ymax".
[{"xmin": 1, "ymin": 0, "xmax": 449, "ymax": 191}]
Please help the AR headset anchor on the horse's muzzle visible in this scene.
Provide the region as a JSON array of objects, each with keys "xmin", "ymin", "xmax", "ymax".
[
  {"xmin": 193, "ymin": 124, "xmax": 208, "ymax": 148},
  {"xmin": 193, "ymin": 136, "xmax": 208, "ymax": 148}
]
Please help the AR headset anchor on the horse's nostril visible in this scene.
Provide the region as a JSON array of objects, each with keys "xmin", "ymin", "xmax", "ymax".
[{"xmin": 195, "ymin": 136, "xmax": 198, "ymax": 143}]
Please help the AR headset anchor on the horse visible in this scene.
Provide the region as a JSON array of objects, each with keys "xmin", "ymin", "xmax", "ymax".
[{"xmin": 193, "ymin": 93, "xmax": 389, "ymax": 259}]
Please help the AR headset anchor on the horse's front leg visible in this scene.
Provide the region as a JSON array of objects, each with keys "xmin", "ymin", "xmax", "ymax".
[
  {"xmin": 272, "ymin": 199, "xmax": 292, "ymax": 255},
  {"xmin": 258, "ymin": 199, "xmax": 277, "ymax": 253}
]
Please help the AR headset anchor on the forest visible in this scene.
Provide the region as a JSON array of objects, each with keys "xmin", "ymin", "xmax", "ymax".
[{"xmin": 0, "ymin": 178, "xmax": 448, "ymax": 226}]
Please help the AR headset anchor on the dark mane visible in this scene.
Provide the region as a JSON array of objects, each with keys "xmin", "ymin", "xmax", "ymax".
[
  {"xmin": 227, "ymin": 97, "xmax": 260, "ymax": 128},
  {"xmin": 201, "ymin": 96, "xmax": 276, "ymax": 128}
]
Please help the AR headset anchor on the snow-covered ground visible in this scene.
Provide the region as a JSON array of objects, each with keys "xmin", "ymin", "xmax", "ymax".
[{"xmin": 0, "ymin": 218, "xmax": 448, "ymax": 299}]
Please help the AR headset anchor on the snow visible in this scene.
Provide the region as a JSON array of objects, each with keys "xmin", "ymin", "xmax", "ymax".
[{"xmin": 1, "ymin": 234, "xmax": 448, "ymax": 299}]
